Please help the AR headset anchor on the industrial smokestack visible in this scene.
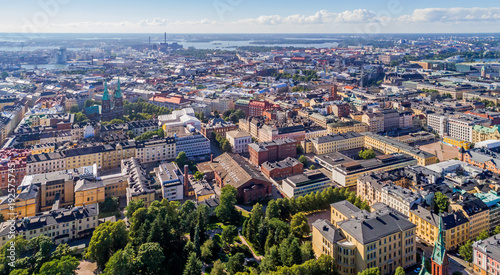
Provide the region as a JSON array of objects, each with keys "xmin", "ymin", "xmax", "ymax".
[
  {"xmin": 210, "ymin": 154, "xmax": 213, "ymax": 162},
  {"xmin": 184, "ymin": 165, "xmax": 189, "ymax": 196}
]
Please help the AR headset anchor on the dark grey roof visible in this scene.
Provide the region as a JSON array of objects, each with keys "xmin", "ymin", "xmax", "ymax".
[
  {"xmin": 337, "ymin": 208, "xmax": 416, "ymax": 245},
  {"xmin": 312, "ymin": 219, "xmax": 344, "ymax": 244},
  {"xmin": 409, "ymin": 204, "xmax": 469, "ymax": 229},
  {"xmin": 331, "ymin": 200, "xmax": 361, "ymax": 218}
]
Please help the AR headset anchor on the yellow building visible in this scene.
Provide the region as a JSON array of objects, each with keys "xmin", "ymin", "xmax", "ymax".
[
  {"xmin": 363, "ymin": 132, "xmax": 438, "ymax": 166},
  {"xmin": 31, "ymin": 143, "xmax": 56, "ymax": 155},
  {"xmin": 101, "ymin": 142, "xmax": 136, "ymax": 170},
  {"xmin": 409, "ymin": 205, "xmax": 469, "ymax": 250},
  {"xmin": 0, "ymin": 185, "xmax": 38, "ymax": 219},
  {"xmin": 472, "ymin": 125, "xmax": 500, "ymax": 143},
  {"xmin": 313, "ymin": 201, "xmax": 417, "ymax": 275},
  {"xmin": 450, "ymin": 202, "xmax": 489, "ymax": 241},
  {"xmin": 65, "ymin": 146, "xmax": 103, "ymax": 170},
  {"xmin": 442, "ymin": 136, "xmax": 471, "ymax": 150},
  {"xmin": 327, "ymin": 120, "xmax": 369, "ymax": 135},
  {"xmin": 310, "ymin": 132, "xmax": 364, "ymax": 155},
  {"xmin": 74, "ymin": 179, "xmax": 106, "ymax": 206}
]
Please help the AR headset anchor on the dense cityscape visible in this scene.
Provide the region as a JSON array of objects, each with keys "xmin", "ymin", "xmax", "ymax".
[{"xmin": 0, "ymin": 4, "xmax": 500, "ymax": 275}]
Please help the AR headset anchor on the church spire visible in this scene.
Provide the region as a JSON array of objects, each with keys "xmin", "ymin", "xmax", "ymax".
[
  {"xmin": 114, "ymin": 78, "xmax": 122, "ymax": 98},
  {"xmin": 102, "ymin": 81, "xmax": 110, "ymax": 101},
  {"xmin": 431, "ymin": 215, "xmax": 449, "ymax": 275}
]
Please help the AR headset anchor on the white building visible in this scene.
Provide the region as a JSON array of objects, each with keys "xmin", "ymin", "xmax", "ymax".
[
  {"xmin": 159, "ymin": 108, "xmax": 201, "ymax": 136},
  {"xmin": 135, "ymin": 137, "xmax": 176, "ymax": 164},
  {"xmin": 282, "ymin": 171, "xmax": 332, "ymax": 198},
  {"xmin": 226, "ymin": 130, "xmax": 252, "ymax": 153},
  {"xmin": 175, "ymin": 132, "xmax": 211, "ymax": 159},
  {"xmin": 156, "ymin": 162, "xmax": 185, "ymax": 201}
]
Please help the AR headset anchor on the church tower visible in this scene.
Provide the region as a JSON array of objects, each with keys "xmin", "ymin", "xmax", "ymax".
[
  {"xmin": 431, "ymin": 216, "xmax": 449, "ymax": 275},
  {"xmin": 113, "ymin": 78, "xmax": 124, "ymax": 119},
  {"xmin": 101, "ymin": 81, "xmax": 111, "ymax": 121}
]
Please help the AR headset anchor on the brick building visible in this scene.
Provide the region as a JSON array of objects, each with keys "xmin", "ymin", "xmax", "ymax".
[
  {"xmin": 210, "ymin": 153, "xmax": 272, "ymax": 203},
  {"xmin": 0, "ymin": 148, "xmax": 31, "ymax": 189},
  {"xmin": 261, "ymin": 157, "xmax": 303, "ymax": 179},
  {"xmin": 249, "ymin": 138, "xmax": 298, "ymax": 166}
]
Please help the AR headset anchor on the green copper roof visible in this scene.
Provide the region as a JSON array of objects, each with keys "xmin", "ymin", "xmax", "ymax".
[
  {"xmin": 431, "ymin": 216, "xmax": 447, "ymax": 266},
  {"xmin": 102, "ymin": 81, "xmax": 110, "ymax": 101},
  {"xmin": 473, "ymin": 125, "xmax": 500, "ymax": 134},
  {"xmin": 114, "ymin": 78, "xmax": 122, "ymax": 98},
  {"xmin": 418, "ymin": 252, "xmax": 431, "ymax": 275}
]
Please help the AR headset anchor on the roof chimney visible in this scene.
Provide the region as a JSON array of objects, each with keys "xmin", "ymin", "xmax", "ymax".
[
  {"xmin": 183, "ymin": 165, "xmax": 189, "ymax": 196},
  {"xmin": 210, "ymin": 154, "xmax": 214, "ymax": 162}
]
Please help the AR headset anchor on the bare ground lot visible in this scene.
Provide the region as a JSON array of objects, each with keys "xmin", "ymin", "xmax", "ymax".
[
  {"xmin": 77, "ymin": 261, "xmax": 96, "ymax": 275},
  {"xmin": 418, "ymin": 142, "xmax": 458, "ymax": 161}
]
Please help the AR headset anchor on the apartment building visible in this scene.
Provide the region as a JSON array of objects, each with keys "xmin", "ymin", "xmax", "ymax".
[
  {"xmin": 135, "ymin": 137, "xmax": 176, "ymax": 163},
  {"xmin": 201, "ymin": 118, "xmax": 237, "ymax": 139},
  {"xmin": 362, "ymin": 112, "xmax": 385, "ymax": 133},
  {"xmin": 123, "ymin": 158, "xmax": 156, "ymax": 207},
  {"xmin": 308, "ymin": 132, "xmax": 364, "ymax": 155},
  {"xmin": 409, "ymin": 204, "xmax": 469, "ymax": 250},
  {"xmin": 156, "ymin": 162, "xmax": 185, "ymax": 201},
  {"xmin": 226, "ymin": 130, "xmax": 252, "ymax": 154},
  {"xmin": 313, "ymin": 201, "xmax": 417, "ymax": 275},
  {"xmin": 473, "ymin": 234, "xmax": 500, "ymax": 275},
  {"xmin": 0, "ymin": 203, "xmax": 99, "ymax": 246},
  {"xmin": 327, "ymin": 119, "xmax": 369, "ymax": 135},
  {"xmin": 472, "ymin": 125, "xmax": 500, "ymax": 143}
]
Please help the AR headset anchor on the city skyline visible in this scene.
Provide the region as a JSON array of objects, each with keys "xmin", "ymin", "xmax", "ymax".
[{"xmin": 1, "ymin": 1, "xmax": 500, "ymax": 33}]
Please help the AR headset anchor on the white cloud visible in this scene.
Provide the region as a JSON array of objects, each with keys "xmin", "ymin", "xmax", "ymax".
[
  {"xmin": 4, "ymin": 7, "xmax": 500, "ymax": 33},
  {"xmin": 400, "ymin": 7, "xmax": 500, "ymax": 23}
]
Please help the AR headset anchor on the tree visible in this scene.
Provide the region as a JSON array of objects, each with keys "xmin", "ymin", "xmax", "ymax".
[
  {"xmin": 74, "ymin": 112, "xmax": 89, "ymax": 123},
  {"xmin": 136, "ymin": 242, "xmax": 165, "ymax": 275},
  {"xmin": 102, "ymin": 245, "xmax": 137, "ymax": 275},
  {"xmin": 222, "ymin": 225, "xmax": 238, "ymax": 247},
  {"xmin": 395, "ymin": 266, "xmax": 405, "ymax": 275},
  {"xmin": 226, "ymin": 253, "xmax": 245, "ymax": 275},
  {"xmin": 100, "ymin": 197, "xmax": 120, "ymax": 214},
  {"xmin": 296, "ymin": 144, "xmax": 303, "ymax": 154},
  {"xmin": 358, "ymin": 267, "xmax": 380, "ymax": 275},
  {"xmin": 125, "ymin": 199, "xmax": 144, "ymax": 219},
  {"xmin": 183, "ymin": 252, "xmax": 203, "ymax": 275},
  {"xmin": 266, "ymin": 200, "xmax": 280, "ymax": 220},
  {"xmin": 477, "ymin": 230, "xmax": 490, "ymax": 241},
  {"xmin": 38, "ymin": 255, "xmax": 79, "ymax": 275},
  {"xmin": 216, "ymin": 185, "xmax": 239, "ymax": 224},
  {"xmin": 433, "ymin": 192, "xmax": 450, "ymax": 214},
  {"xmin": 51, "ymin": 243, "xmax": 72, "ymax": 259},
  {"xmin": 201, "ymin": 239, "xmax": 216, "ymax": 263},
  {"xmin": 494, "ymin": 226, "xmax": 500, "ymax": 235},
  {"xmin": 291, "ymin": 212, "xmax": 310, "ymax": 239},
  {"xmin": 193, "ymin": 171, "xmax": 204, "ymax": 181},
  {"xmin": 359, "ymin": 149, "xmax": 376, "ymax": 160},
  {"xmin": 86, "ymin": 220, "xmax": 128, "ymax": 270},
  {"xmin": 300, "ymin": 241, "xmax": 314, "ymax": 262},
  {"xmin": 309, "ymin": 165, "xmax": 316, "ymax": 170},
  {"xmin": 157, "ymin": 128, "xmax": 165, "ymax": 138},
  {"xmin": 176, "ymin": 151, "xmax": 188, "ymax": 168},
  {"xmin": 70, "ymin": 105, "xmax": 80, "ymax": 113},
  {"xmin": 0, "ymin": 72, "xmax": 8, "ymax": 80},
  {"xmin": 298, "ymin": 155, "xmax": 307, "ymax": 165},
  {"xmin": 459, "ymin": 240, "xmax": 473, "ymax": 262},
  {"xmin": 211, "ymin": 259, "xmax": 225, "ymax": 275}
]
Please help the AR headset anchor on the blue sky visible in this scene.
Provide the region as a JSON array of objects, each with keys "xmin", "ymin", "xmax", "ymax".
[{"xmin": 1, "ymin": 0, "xmax": 499, "ymax": 33}]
